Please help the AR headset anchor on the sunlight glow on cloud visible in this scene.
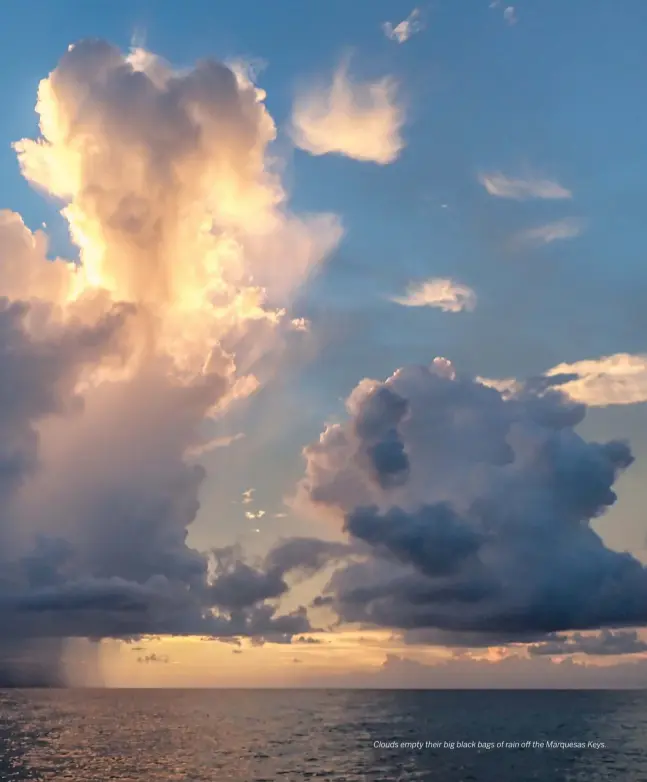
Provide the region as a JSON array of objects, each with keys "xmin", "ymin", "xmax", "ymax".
[
  {"xmin": 390, "ymin": 278, "xmax": 477, "ymax": 312},
  {"xmin": 0, "ymin": 38, "xmax": 344, "ymax": 686},
  {"xmin": 290, "ymin": 60, "xmax": 405, "ymax": 164},
  {"xmin": 479, "ymin": 171, "xmax": 572, "ymax": 200},
  {"xmin": 382, "ymin": 8, "xmax": 425, "ymax": 43},
  {"xmin": 479, "ymin": 353, "xmax": 647, "ymax": 407}
]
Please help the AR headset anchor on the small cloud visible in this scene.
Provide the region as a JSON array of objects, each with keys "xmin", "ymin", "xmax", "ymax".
[
  {"xmin": 291, "ymin": 59, "xmax": 405, "ymax": 165},
  {"xmin": 137, "ymin": 653, "xmax": 170, "ymax": 664},
  {"xmin": 290, "ymin": 317, "xmax": 310, "ymax": 332},
  {"xmin": 503, "ymin": 6, "xmax": 518, "ymax": 25},
  {"xmin": 274, "ymin": 512, "xmax": 288, "ymax": 519},
  {"xmin": 232, "ymin": 648, "xmax": 243, "ymax": 654},
  {"xmin": 292, "ymin": 657, "xmax": 302, "ymax": 663},
  {"xmin": 382, "ymin": 8, "xmax": 425, "ymax": 44},
  {"xmin": 478, "ymin": 172, "xmax": 572, "ymax": 200},
  {"xmin": 241, "ymin": 489, "xmax": 255, "ymax": 505},
  {"xmin": 245, "ymin": 510, "xmax": 266, "ymax": 519},
  {"xmin": 512, "ymin": 217, "xmax": 586, "ymax": 248},
  {"xmin": 390, "ymin": 278, "xmax": 477, "ymax": 313}
]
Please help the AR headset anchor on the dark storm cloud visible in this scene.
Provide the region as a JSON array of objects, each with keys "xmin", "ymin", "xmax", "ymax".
[
  {"xmin": 297, "ymin": 359, "xmax": 647, "ymax": 642},
  {"xmin": 206, "ymin": 538, "xmax": 352, "ymax": 611},
  {"xmin": 528, "ymin": 629, "xmax": 647, "ymax": 657}
]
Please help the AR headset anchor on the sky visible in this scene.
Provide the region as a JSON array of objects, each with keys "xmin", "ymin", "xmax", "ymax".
[{"xmin": 2, "ymin": 0, "xmax": 647, "ymax": 687}]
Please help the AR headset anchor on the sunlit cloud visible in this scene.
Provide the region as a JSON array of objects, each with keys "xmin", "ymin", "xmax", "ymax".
[
  {"xmin": 0, "ymin": 38, "xmax": 344, "ymax": 685},
  {"xmin": 241, "ymin": 489, "xmax": 255, "ymax": 505},
  {"xmin": 290, "ymin": 59, "xmax": 405, "ymax": 164},
  {"xmin": 390, "ymin": 278, "xmax": 477, "ymax": 312},
  {"xmin": 479, "ymin": 171, "xmax": 572, "ymax": 200},
  {"xmin": 479, "ymin": 353, "xmax": 647, "ymax": 407},
  {"xmin": 382, "ymin": 8, "xmax": 425, "ymax": 43}
]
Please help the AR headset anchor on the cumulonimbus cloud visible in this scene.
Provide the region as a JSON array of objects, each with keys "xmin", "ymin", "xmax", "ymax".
[
  {"xmin": 0, "ymin": 39, "xmax": 344, "ymax": 684},
  {"xmin": 390, "ymin": 278, "xmax": 477, "ymax": 312},
  {"xmin": 478, "ymin": 171, "xmax": 572, "ymax": 200},
  {"xmin": 290, "ymin": 60, "xmax": 405, "ymax": 164},
  {"xmin": 382, "ymin": 8, "xmax": 425, "ymax": 43},
  {"xmin": 293, "ymin": 357, "xmax": 647, "ymax": 643}
]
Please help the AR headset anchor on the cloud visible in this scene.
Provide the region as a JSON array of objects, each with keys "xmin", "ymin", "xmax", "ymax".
[
  {"xmin": 185, "ymin": 433, "xmax": 245, "ymax": 458},
  {"xmin": 137, "ymin": 653, "xmax": 170, "ymax": 664},
  {"xmin": 245, "ymin": 510, "xmax": 266, "ymax": 519},
  {"xmin": 326, "ymin": 652, "xmax": 647, "ymax": 689},
  {"xmin": 241, "ymin": 489, "xmax": 255, "ymax": 505},
  {"xmin": 290, "ymin": 317, "xmax": 310, "ymax": 332},
  {"xmin": 503, "ymin": 6, "xmax": 518, "ymax": 25},
  {"xmin": 512, "ymin": 217, "xmax": 586, "ymax": 248},
  {"xmin": 290, "ymin": 60, "xmax": 405, "ymax": 164},
  {"xmin": 528, "ymin": 630, "xmax": 647, "ymax": 657},
  {"xmin": 478, "ymin": 172, "xmax": 572, "ymax": 200},
  {"xmin": 206, "ymin": 538, "xmax": 350, "ymax": 613},
  {"xmin": 479, "ymin": 353, "xmax": 647, "ymax": 407},
  {"xmin": 390, "ymin": 279, "xmax": 477, "ymax": 312},
  {"xmin": 295, "ymin": 357, "xmax": 647, "ymax": 643},
  {"xmin": 0, "ymin": 39, "xmax": 343, "ymax": 684},
  {"xmin": 382, "ymin": 8, "xmax": 425, "ymax": 44}
]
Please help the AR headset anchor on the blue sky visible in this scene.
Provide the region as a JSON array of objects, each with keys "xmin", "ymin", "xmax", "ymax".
[{"xmin": 2, "ymin": 0, "xmax": 647, "ymax": 562}]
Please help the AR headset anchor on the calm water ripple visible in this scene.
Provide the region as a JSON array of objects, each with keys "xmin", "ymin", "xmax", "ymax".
[{"xmin": 0, "ymin": 689, "xmax": 646, "ymax": 781}]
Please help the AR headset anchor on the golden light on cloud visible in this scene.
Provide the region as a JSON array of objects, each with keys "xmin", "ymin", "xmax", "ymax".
[
  {"xmin": 291, "ymin": 59, "xmax": 405, "ymax": 165},
  {"xmin": 13, "ymin": 41, "xmax": 342, "ymax": 394}
]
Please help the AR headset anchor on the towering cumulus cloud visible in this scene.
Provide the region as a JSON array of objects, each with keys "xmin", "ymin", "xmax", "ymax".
[
  {"xmin": 297, "ymin": 358, "xmax": 647, "ymax": 643},
  {"xmin": 0, "ymin": 40, "xmax": 341, "ymax": 685}
]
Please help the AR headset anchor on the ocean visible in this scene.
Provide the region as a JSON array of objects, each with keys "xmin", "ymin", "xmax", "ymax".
[{"xmin": 1, "ymin": 689, "xmax": 646, "ymax": 781}]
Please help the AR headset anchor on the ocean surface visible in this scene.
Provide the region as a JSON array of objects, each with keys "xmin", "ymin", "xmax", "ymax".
[{"xmin": 1, "ymin": 689, "xmax": 646, "ymax": 781}]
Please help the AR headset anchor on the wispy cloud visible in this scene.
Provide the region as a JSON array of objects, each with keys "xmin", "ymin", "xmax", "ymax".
[
  {"xmin": 245, "ymin": 510, "xmax": 266, "ymax": 520},
  {"xmin": 512, "ymin": 217, "xmax": 586, "ymax": 248},
  {"xmin": 382, "ymin": 8, "xmax": 425, "ymax": 43},
  {"xmin": 241, "ymin": 489, "xmax": 255, "ymax": 505},
  {"xmin": 479, "ymin": 353, "xmax": 647, "ymax": 407},
  {"xmin": 291, "ymin": 60, "xmax": 405, "ymax": 165},
  {"xmin": 390, "ymin": 278, "xmax": 477, "ymax": 313},
  {"xmin": 479, "ymin": 171, "xmax": 572, "ymax": 200},
  {"xmin": 185, "ymin": 432, "xmax": 245, "ymax": 458}
]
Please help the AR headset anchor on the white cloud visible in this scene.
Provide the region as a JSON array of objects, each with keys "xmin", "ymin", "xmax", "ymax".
[
  {"xmin": 479, "ymin": 353, "xmax": 647, "ymax": 407},
  {"xmin": 382, "ymin": 8, "xmax": 425, "ymax": 44},
  {"xmin": 546, "ymin": 354, "xmax": 647, "ymax": 406},
  {"xmin": 290, "ymin": 317, "xmax": 310, "ymax": 332},
  {"xmin": 290, "ymin": 60, "xmax": 405, "ymax": 165},
  {"xmin": 241, "ymin": 489, "xmax": 255, "ymax": 505},
  {"xmin": 245, "ymin": 510, "xmax": 266, "ymax": 520},
  {"xmin": 503, "ymin": 6, "xmax": 518, "ymax": 25},
  {"xmin": 390, "ymin": 278, "xmax": 477, "ymax": 312},
  {"xmin": 478, "ymin": 172, "xmax": 572, "ymax": 200},
  {"xmin": 513, "ymin": 217, "xmax": 586, "ymax": 248}
]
